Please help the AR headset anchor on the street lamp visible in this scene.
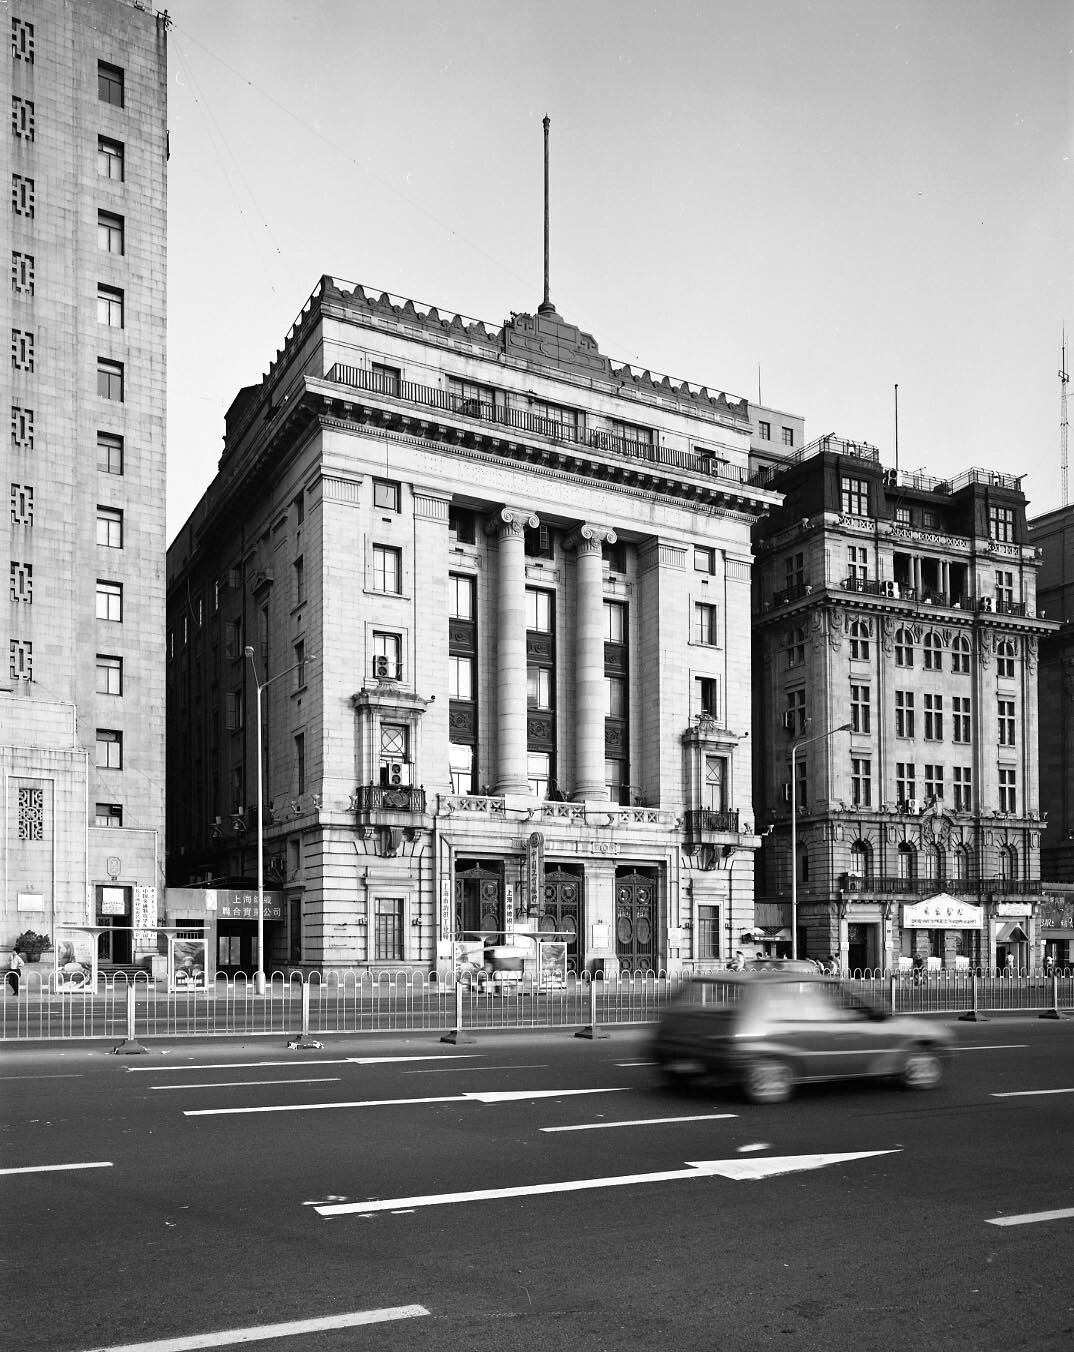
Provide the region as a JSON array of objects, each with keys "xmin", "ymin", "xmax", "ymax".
[
  {"xmin": 244, "ymin": 645, "xmax": 316, "ymax": 995},
  {"xmin": 790, "ymin": 722, "xmax": 852, "ymax": 959}
]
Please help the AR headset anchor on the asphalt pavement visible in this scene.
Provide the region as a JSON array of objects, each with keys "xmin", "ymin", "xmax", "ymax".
[{"xmin": 1, "ymin": 1015, "xmax": 1072, "ymax": 1352}]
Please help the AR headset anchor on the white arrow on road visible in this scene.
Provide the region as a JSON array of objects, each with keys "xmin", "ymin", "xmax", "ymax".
[
  {"xmin": 314, "ymin": 1150, "xmax": 900, "ymax": 1216},
  {"xmin": 186, "ymin": 1087, "xmax": 629, "ymax": 1117}
]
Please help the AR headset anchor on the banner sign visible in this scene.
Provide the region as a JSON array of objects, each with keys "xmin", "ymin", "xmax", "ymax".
[
  {"xmin": 133, "ymin": 885, "xmax": 158, "ymax": 950},
  {"xmin": 903, "ymin": 895, "xmax": 983, "ymax": 929},
  {"xmin": 526, "ymin": 832, "xmax": 545, "ymax": 918},
  {"xmin": 54, "ymin": 932, "xmax": 97, "ymax": 993},
  {"xmin": 216, "ymin": 890, "xmax": 283, "ymax": 921}
]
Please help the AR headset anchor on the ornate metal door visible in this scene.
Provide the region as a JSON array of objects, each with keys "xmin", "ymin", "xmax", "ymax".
[
  {"xmin": 615, "ymin": 869, "xmax": 657, "ymax": 970},
  {"xmin": 538, "ymin": 866, "xmax": 584, "ymax": 972},
  {"xmin": 454, "ymin": 862, "xmax": 503, "ymax": 936}
]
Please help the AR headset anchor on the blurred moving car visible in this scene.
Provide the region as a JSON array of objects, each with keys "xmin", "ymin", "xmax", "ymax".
[{"xmin": 653, "ymin": 972, "xmax": 953, "ymax": 1104}]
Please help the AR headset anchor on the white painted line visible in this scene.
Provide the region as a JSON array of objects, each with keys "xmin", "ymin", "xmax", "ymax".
[
  {"xmin": 78, "ymin": 1304, "xmax": 429, "ymax": 1351},
  {"xmin": 991, "ymin": 1088, "xmax": 1074, "ymax": 1098},
  {"xmin": 314, "ymin": 1150, "xmax": 900, "ymax": 1217},
  {"xmin": 185, "ymin": 1086, "xmax": 628, "ymax": 1118},
  {"xmin": 541, "ymin": 1114, "xmax": 737, "ymax": 1132},
  {"xmin": 125, "ymin": 1055, "xmax": 475, "ymax": 1074},
  {"xmin": 953, "ymin": 1044, "xmax": 1029, "ymax": 1052},
  {"xmin": 151, "ymin": 1078, "xmax": 341, "ymax": 1091},
  {"xmin": 615, "ymin": 1060, "xmax": 656, "ymax": 1067},
  {"xmin": 402, "ymin": 1064, "xmax": 548, "ymax": 1074},
  {"xmin": 986, "ymin": 1208, "xmax": 1074, "ymax": 1228},
  {"xmin": 0, "ymin": 1073, "xmax": 85, "ymax": 1081},
  {"xmin": 0, "ymin": 1161, "xmax": 112, "ymax": 1177}
]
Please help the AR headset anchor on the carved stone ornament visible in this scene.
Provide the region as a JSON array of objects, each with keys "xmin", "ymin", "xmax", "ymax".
[
  {"xmin": 491, "ymin": 506, "xmax": 539, "ymax": 540},
  {"xmin": 567, "ymin": 522, "xmax": 618, "ymax": 556},
  {"xmin": 977, "ymin": 629, "xmax": 994, "ymax": 665},
  {"xmin": 881, "ymin": 615, "xmax": 894, "ymax": 653}
]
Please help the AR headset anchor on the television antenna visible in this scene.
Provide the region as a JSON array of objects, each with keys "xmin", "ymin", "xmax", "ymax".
[{"xmin": 1061, "ymin": 326, "xmax": 1069, "ymax": 507}]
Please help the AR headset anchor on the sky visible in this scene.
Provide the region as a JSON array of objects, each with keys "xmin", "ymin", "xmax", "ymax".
[{"xmin": 163, "ymin": 0, "xmax": 1074, "ymax": 542}]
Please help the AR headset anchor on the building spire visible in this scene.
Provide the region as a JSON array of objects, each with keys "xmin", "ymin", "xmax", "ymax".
[{"xmin": 539, "ymin": 114, "xmax": 556, "ymax": 315}]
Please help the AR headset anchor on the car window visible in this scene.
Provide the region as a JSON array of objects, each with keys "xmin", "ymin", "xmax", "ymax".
[{"xmin": 762, "ymin": 982, "xmax": 848, "ymax": 1023}]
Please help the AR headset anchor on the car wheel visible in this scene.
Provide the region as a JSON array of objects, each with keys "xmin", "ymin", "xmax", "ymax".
[
  {"xmin": 901, "ymin": 1046, "xmax": 944, "ymax": 1090},
  {"xmin": 742, "ymin": 1058, "xmax": 794, "ymax": 1104}
]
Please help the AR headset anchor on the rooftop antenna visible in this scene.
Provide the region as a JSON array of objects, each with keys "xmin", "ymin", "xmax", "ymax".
[
  {"xmin": 758, "ymin": 365, "xmax": 762, "ymax": 405},
  {"xmin": 1061, "ymin": 326, "xmax": 1069, "ymax": 507},
  {"xmin": 539, "ymin": 114, "xmax": 555, "ymax": 316},
  {"xmin": 894, "ymin": 383, "xmax": 899, "ymax": 476}
]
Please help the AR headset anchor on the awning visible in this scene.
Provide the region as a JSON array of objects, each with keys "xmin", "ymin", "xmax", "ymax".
[
  {"xmin": 996, "ymin": 922, "xmax": 1029, "ymax": 943},
  {"xmin": 1041, "ymin": 928, "xmax": 1074, "ymax": 941},
  {"xmin": 762, "ymin": 927, "xmax": 793, "ymax": 941}
]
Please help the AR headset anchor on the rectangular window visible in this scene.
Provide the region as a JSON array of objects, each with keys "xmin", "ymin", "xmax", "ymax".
[
  {"xmin": 95, "ymin": 802, "xmax": 123, "ymax": 828},
  {"xmin": 895, "ymin": 505, "xmax": 911, "ymax": 524},
  {"xmin": 9, "ymin": 638, "xmax": 32, "ymax": 681},
  {"xmin": 370, "ymin": 362, "xmax": 400, "ymax": 395},
  {"xmin": 11, "ymin": 329, "xmax": 34, "ymax": 371},
  {"xmin": 705, "ymin": 755, "xmax": 727, "ymax": 811},
  {"xmin": 850, "ymin": 684, "xmax": 871, "ymax": 734},
  {"xmin": 605, "ymin": 758, "xmax": 626, "ymax": 804},
  {"xmin": 697, "ymin": 676, "xmax": 720, "ymax": 720},
  {"xmin": 449, "ymin": 655, "xmax": 472, "ymax": 701},
  {"xmin": 924, "ymin": 693, "xmax": 943, "ymax": 741},
  {"xmin": 96, "ymin": 728, "xmax": 123, "ymax": 769},
  {"xmin": 846, "ymin": 545, "xmax": 868, "ymax": 585},
  {"xmin": 373, "ymin": 479, "xmax": 400, "ymax": 511},
  {"xmin": 293, "ymin": 555, "xmax": 305, "ymax": 606},
  {"xmin": 989, "ymin": 506, "xmax": 1015, "ymax": 542},
  {"xmin": 224, "ymin": 689, "xmax": 242, "ymax": 732},
  {"xmin": 12, "ymin": 18, "xmax": 34, "ymax": 62},
  {"xmin": 372, "ymin": 631, "xmax": 402, "ymax": 680},
  {"xmin": 606, "ymin": 674, "xmax": 627, "ymax": 719},
  {"xmin": 97, "ymin": 284, "xmax": 124, "ymax": 328},
  {"xmin": 527, "ymin": 665, "xmax": 552, "ymax": 709},
  {"xmin": 12, "ymin": 406, "xmax": 34, "ymax": 451},
  {"xmin": 785, "ymin": 688, "xmax": 806, "ymax": 736},
  {"xmin": 449, "ymin": 574, "xmax": 473, "ymax": 620},
  {"xmin": 997, "ymin": 642, "xmax": 1016, "ymax": 679},
  {"xmin": 448, "ymin": 506, "xmax": 476, "ymax": 543},
  {"xmin": 97, "ymin": 431, "xmax": 123, "ymax": 474},
  {"xmin": 697, "ymin": 905, "xmax": 721, "ymax": 960},
  {"xmin": 840, "ymin": 476, "xmax": 868, "ymax": 516},
  {"xmin": 295, "ymin": 733, "xmax": 306, "ymax": 795},
  {"xmin": 952, "ymin": 767, "xmax": 972, "ymax": 812},
  {"xmin": 96, "ymin": 654, "xmax": 122, "ymax": 695},
  {"xmin": 758, "ymin": 420, "xmax": 771, "ymax": 441},
  {"xmin": 781, "ymin": 426, "xmax": 794, "ymax": 447},
  {"xmin": 604, "ymin": 601, "xmax": 625, "ymax": 644},
  {"xmin": 851, "ymin": 758, "xmax": 872, "ymax": 807},
  {"xmin": 530, "ymin": 398, "xmax": 580, "ymax": 439},
  {"xmin": 951, "ymin": 638, "xmax": 970, "ymax": 674},
  {"xmin": 448, "ymin": 742, "xmax": 473, "ymax": 795},
  {"xmin": 924, "ymin": 764, "xmax": 944, "ymax": 801},
  {"xmin": 98, "ymin": 211, "xmax": 125, "ymax": 255},
  {"xmin": 526, "ymin": 588, "xmax": 553, "ymax": 632},
  {"xmin": 372, "ymin": 544, "xmax": 401, "ymax": 593},
  {"xmin": 448, "ymin": 376, "xmax": 504, "ymax": 420},
  {"xmin": 98, "ymin": 61, "xmax": 125, "ymax": 107},
  {"xmin": 609, "ymin": 418, "xmax": 653, "ymax": 449},
  {"xmin": 96, "ymin": 580, "xmax": 122, "ymax": 621},
  {"xmin": 994, "ymin": 569, "xmax": 1014, "ymax": 609},
  {"xmin": 895, "ymin": 690, "xmax": 915, "ymax": 738},
  {"xmin": 896, "ymin": 762, "xmax": 917, "ymax": 805},
  {"xmin": 12, "ymin": 96, "xmax": 35, "ymax": 140},
  {"xmin": 292, "ymin": 639, "xmax": 307, "ymax": 691},
  {"xmin": 96, "ymin": 505, "xmax": 123, "ymax": 548},
  {"xmin": 97, "ymin": 358, "xmax": 124, "ymax": 401},
  {"xmin": 374, "ymin": 898, "xmax": 404, "ymax": 962},
  {"xmin": 693, "ymin": 602, "xmax": 718, "ymax": 646},
  {"xmin": 527, "ymin": 751, "xmax": 551, "ymax": 798},
  {"xmin": 98, "ymin": 136, "xmax": 125, "ymax": 181},
  {"xmin": 998, "ymin": 698, "xmax": 1016, "ymax": 746},
  {"xmin": 12, "ymin": 174, "xmax": 35, "ymax": 217},
  {"xmin": 786, "ymin": 625, "xmax": 806, "ymax": 667},
  {"xmin": 999, "ymin": 768, "xmax": 1017, "ymax": 814},
  {"xmin": 11, "ymin": 251, "xmax": 34, "ymax": 295},
  {"xmin": 694, "ymin": 546, "xmax": 716, "ymax": 574},
  {"xmin": 10, "ymin": 561, "xmax": 32, "ymax": 602},
  {"xmin": 952, "ymin": 696, "xmax": 971, "ymax": 743}
]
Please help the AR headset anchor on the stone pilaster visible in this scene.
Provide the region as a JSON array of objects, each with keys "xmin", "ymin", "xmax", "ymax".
[
  {"xmin": 568, "ymin": 524, "xmax": 617, "ymax": 800},
  {"xmin": 491, "ymin": 507, "xmax": 538, "ymax": 794}
]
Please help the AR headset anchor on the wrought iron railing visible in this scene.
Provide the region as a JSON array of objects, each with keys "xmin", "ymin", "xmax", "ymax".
[
  {"xmin": 685, "ymin": 808, "xmax": 741, "ymax": 835},
  {"xmin": 354, "ymin": 784, "xmax": 426, "ymax": 813}
]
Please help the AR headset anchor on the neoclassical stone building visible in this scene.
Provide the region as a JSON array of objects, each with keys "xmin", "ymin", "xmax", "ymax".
[
  {"xmin": 166, "ymin": 277, "xmax": 781, "ymax": 976},
  {"xmin": 752, "ymin": 438, "xmax": 1056, "ymax": 972}
]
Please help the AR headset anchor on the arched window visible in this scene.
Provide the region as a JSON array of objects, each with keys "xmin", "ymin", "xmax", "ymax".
[
  {"xmin": 850, "ymin": 839, "xmax": 872, "ymax": 881},
  {"xmin": 922, "ymin": 844, "xmax": 945, "ymax": 882},
  {"xmin": 953, "ymin": 845, "xmax": 969, "ymax": 883},
  {"xmin": 898, "ymin": 841, "xmax": 917, "ymax": 881},
  {"xmin": 996, "ymin": 640, "xmax": 1016, "ymax": 680},
  {"xmin": 999, "ymin": 844, "xmax": 1018, "ymax": 881},
  {"xmin": 923, "ymin": 631, "xmax": 943, "ymax": 671},
  {"xmin": 952, "ymin": 634, "xmax": 971, "ymax": 674},
  {"xmin": 895, "ymin": 628, "xmax": 914, "ymax": 667},
  {"xmin": 849, "ymin": 621, "xmax": 870, "ymax": 661}
]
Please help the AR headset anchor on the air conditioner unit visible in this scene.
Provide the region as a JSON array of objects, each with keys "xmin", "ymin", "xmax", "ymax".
[
  {"xmin": 372, "ymin": 654, "xmax": 393, "ymax": 679},
  {"xmin": 978, "ymin": 596, "xmax": 993, "ymax": 612},
  {"xmin": 906, "ymin": 798, "xmax": 920, "ymax": 815},
  {"xmin": 387, "ymin": 762, "xmax": 409, "ymax": 788}
]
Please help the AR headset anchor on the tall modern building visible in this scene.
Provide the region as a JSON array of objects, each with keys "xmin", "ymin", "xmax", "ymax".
[
  {"xmin": 165, "ymin": 277, "xmax": 783, "ymax": 977},
  {"xmin": 2, "ymin": 1, "xmax": 168, "ymax": 961},
  {"xmin": 752, "ymin": 438, "xmax": 1056, "ymax": 972}
]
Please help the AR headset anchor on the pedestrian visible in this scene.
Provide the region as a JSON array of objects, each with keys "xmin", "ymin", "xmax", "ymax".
[
  {"xmin": 6, "ymin": 947, "xmax": 24, "ymax": 996},
  {"xmin": 729, "ymin": 950, "xmax": 745, "ymax": 972},
  {"xmin": 1043, "ymin": 952, "xmax": 1056, "ymax": 978},
  {"xmin": 1004, "ymin": 952, "xmax": 1015, "ymax": 979},
  {"xmin": 912, "ymin": 953, "xmax": 925, "ymax": 986}
]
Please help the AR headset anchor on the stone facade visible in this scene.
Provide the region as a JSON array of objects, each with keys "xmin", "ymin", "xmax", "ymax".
[
  {"xmin": 166, "ymin": 279, "xmax": 783, "ymax": 977},
  {"xmin": 1, "ymin": 1, "xmax": 168, "ymax": 957}
]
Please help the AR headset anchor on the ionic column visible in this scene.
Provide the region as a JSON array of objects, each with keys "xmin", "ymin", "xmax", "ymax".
[
  {"xmin": 568, "ymin": 524, "xmax": 617, "ymax": 800},
  {"xmin": 491, "ymin": 507, "xmax": 537, "ymax": 795}
]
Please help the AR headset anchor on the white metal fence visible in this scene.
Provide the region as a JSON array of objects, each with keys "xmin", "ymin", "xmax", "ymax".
[{"xmin": 1, "ymin": 966, "xmax": 1071, "ymax": 1043}]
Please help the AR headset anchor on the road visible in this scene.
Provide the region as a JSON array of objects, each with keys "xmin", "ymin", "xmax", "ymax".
[{"xmin": 1, "ymin": 1015, "xmax": 1071, "ymax": 1352}]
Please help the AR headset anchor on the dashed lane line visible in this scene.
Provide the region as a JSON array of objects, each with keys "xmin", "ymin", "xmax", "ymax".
[
  {"xmin": 125, "ymin": 1055, "xmax": 476, "ymax": 1073},
  {"xmin": 76, "ymin": 1305, "xmax": 429, "ymax": 1351},
  {"xmin": 991, "ymin": 1088, "xmax": 1074, "ymax": 1097},
  {"xmin": 150, "ymin": 1078, "xmax": 341, "ymax": 1091},
  {"xmin": 1, "ymin": 1161, "xmax": 112, "ymax": 1176},
  {"xmin": 184, "ymin": 1086, "xmax": 629, "ymax": 1117},
  {"xmin": 541, "ymin": 1114, "xmax": 737, "ymax": 1132},
  {"xmin": 986, "ymin": 1208, "xmax": 1074, "ymax": 1227}
]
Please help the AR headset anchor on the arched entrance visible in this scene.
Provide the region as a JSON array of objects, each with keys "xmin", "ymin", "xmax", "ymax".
[
  {"xmin": 538, "ymin": 865, "xmax": 584, "ymax": 972},
  {"xmin": 615, "ymin": 868, "xmax": 658, "ymax": 970}
]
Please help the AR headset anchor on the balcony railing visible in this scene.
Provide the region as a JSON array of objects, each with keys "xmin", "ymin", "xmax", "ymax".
[
  {"xmin": 324, "ymin": 363, "xmax": 749, "ymax": 484},
  {"xmin": 685, "ymin": 808, "xmax": 741, "ymax": 835},
  {"xmin": 354, "ymin": 784, "xmax": 426, "ymax": 814},
  {"xmin": 844, "ymin": 876, "xmax": 1044, "ymax": 897}
]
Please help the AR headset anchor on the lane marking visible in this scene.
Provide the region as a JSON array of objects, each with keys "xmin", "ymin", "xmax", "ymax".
[
  {"xmin": 126, "ymin": 1055, "xmax": 475, "ymax": 1074},
  {"xmin": 314, "ymin": 1150, "xmax": 900, "ymax": 1217},
  {"xmin": 986, "ymin": 1208, "xmax": 1074, "ymax": 1228},
  {"xmin": 616, "ymin": 1060, "xmax": 655, "ymax": 1067},
  {"xmin": 541, "ymin": 1114, "xmax": 737, "ymax": 1132},
  {"xmin": 991, "ymin": 1088, "xmax": 1074, "ymax": 1098},
  {"xmin": 0, "ymin": 1161, "xmax": 112, "ymax": 1177},
  {"xmin": 402, "ymin": 1063, "xmax": 548, "ymax": 1074},
  {"xmin": 77, "ymin": 1304, "xmax": 429, "ymax": 1351},
  {"xmin": 953, "ymin": 1044, "xmax": 1029, "ymax": 1053},
  {"xmin": 185, "ymin": 1086, "xmax": 628, "ymax": 1118},
  {"xmin": 151, "ymin": 1078, "xmax": 340, "ymax": 1091},
  {"xmin": 0, "ymin": 1073, "xmax": 85, "ymax": 1081}
]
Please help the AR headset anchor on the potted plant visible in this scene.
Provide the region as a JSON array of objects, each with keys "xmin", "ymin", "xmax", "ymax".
[{"xmin": 14, "ymin": 929, "xmax": 52, "ymax": 962}]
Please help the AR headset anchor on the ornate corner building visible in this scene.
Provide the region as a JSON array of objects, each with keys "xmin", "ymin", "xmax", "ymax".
[
  {"xmin": 752, "ymin": 437, "xmax": 1057, "ymax": 972},
  {"xmin": 165, "ymin": 278, "xmax": 782, "ymax": 976}
]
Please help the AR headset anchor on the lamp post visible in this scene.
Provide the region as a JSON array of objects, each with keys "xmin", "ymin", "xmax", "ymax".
[
  {"xmin": 244, "ymin": 646, "xmax": 315, "ymax": 995},
  {"xmin": 790, "ymin": 722, "xmax": 852, "ymax": 959}
]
